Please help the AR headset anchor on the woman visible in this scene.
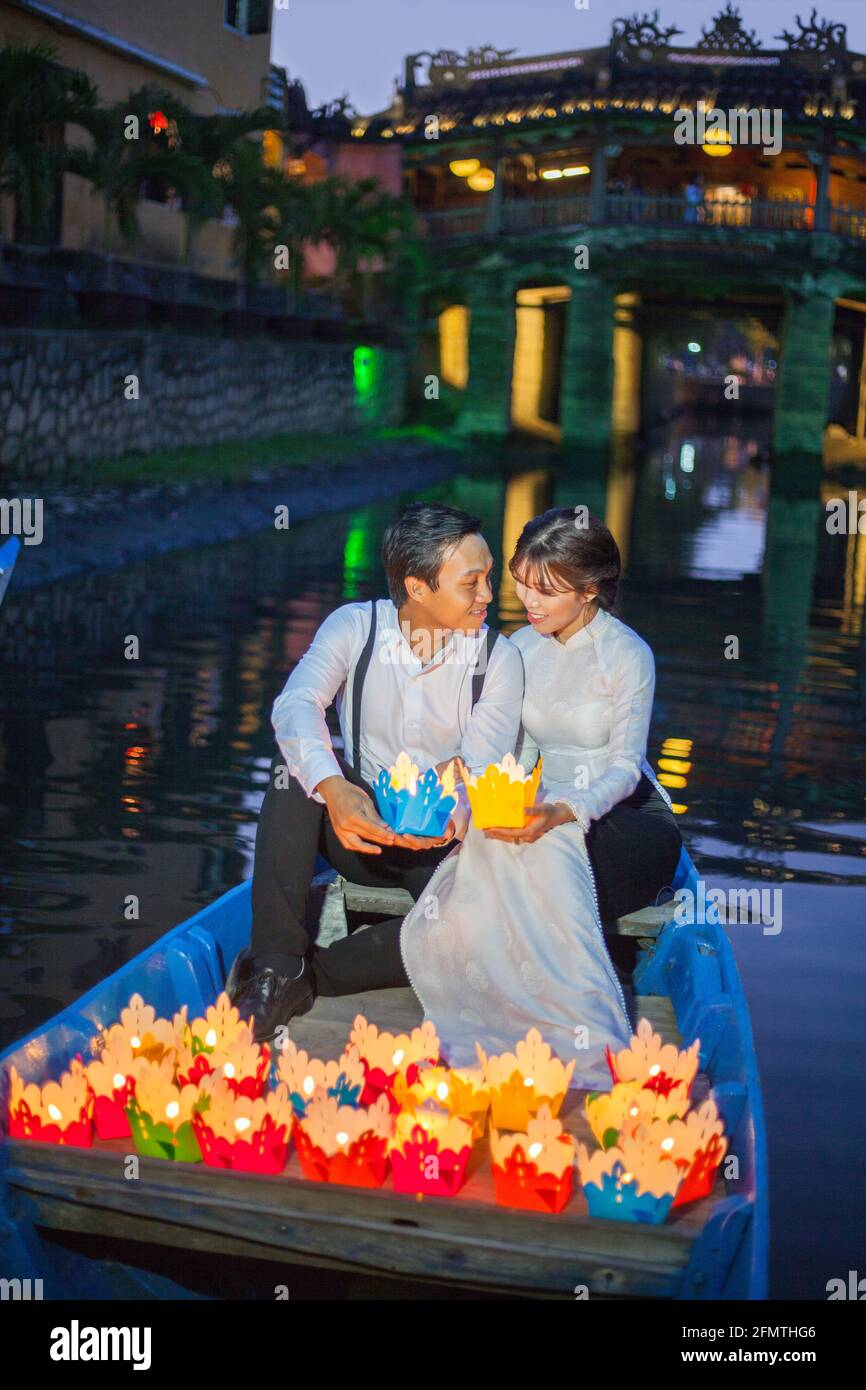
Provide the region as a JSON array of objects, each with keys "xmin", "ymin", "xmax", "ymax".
[{"xmin": 399, "ymin": 508, "xmax": 682, "ymax": 1087}]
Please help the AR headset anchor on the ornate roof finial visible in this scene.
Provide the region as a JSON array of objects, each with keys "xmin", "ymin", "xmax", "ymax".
[
  {"xmin": 775, "ymin": 9, "xmax": 847, "ymax": 54},
  {"xmin": 610, "ymin": 10, "xmax": 684, "ymax": 60},
  {"xmin": 696, "ymin": 2, "xmax": 759, "ymax": 53}
]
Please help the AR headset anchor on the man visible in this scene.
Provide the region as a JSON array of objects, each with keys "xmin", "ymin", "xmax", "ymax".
[{"xmin": 227, "ymin": 501, "xmax": 524, "ymax": 1042}]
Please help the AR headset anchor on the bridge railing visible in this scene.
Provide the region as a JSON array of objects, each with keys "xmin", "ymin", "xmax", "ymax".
[{"xmin": 422, "ymin": 192, "xmax": 866, "ymax": 239}]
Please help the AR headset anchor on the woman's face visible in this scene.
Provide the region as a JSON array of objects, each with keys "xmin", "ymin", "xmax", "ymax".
[{"xmin": 512, "ymin": 564, "xmax": 595, "ymax": 639}]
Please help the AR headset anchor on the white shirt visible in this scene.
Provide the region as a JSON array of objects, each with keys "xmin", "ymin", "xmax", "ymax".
[
  {"xmin": 271, "ymin": 598, "xmax": 525, "ymax": 835},
  {"xmin": 510, "ymin": 607, "xmax": 673, "ymax": 831}
]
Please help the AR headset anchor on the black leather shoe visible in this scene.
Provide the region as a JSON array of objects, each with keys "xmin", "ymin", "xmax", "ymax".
[{"xmin": 225, "ymin": 947, "xmax": 316, "ymax": 1044}]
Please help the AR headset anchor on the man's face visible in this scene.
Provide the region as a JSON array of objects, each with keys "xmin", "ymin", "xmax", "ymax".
[{"xmin": 407, "ymin": 532, "xmax": 494, "ymax": 633}]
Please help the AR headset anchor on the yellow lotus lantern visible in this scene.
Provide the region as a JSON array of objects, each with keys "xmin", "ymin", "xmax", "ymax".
[
  {"xmin": 585, "ymin": 1078, "xmax": 691, "ymax": 1148},
  {"xmin": 460, "ymin": 753, "xmax": 542, "ymax": 829},
  {"xmin": 490, "ymin": 1102, "xmax": 576, "ymax": 1212},
  {"xmin": 476, "ymin": 1027, "xmax": 575, "ymax": 1129},
  {"xmin": 606, "ymin": 1016, "xmax": 700, "ymax": 1101},
  {"xmin": 187, "ymin": 992, "xmax": 253, "ymax": 1055},
  {"xmin": 577, "ymin": 1127, "xmax": 682, "ymax": 1222},
  {"xmin": 95, "ymin": 993, "xmax": 185, "ymax": 1065},
  {"xmin": 276, "ymin": 1039, "xmax": 366, "ymax": 1116},
  {"xmin": 394, "ymin": 1062, "xmax": 491, "ymax": 1140}
]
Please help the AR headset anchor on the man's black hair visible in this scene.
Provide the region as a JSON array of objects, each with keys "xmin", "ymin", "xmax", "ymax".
[{"xmin": 382, "ymin": 501, "xmax": 483, "ymax": 607}]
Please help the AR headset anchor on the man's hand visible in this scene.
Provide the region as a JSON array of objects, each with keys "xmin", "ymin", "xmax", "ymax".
[
  {"xmin": 392, "ymin": 817, "xmax": 456, "ymax": 852},
  {"xmin": 317, "ymin": 776, "xmax": 396, "ymax": 855},
  {"xmin": 482, "ymin": 802, "xmax": 574, "ymax": 845}
]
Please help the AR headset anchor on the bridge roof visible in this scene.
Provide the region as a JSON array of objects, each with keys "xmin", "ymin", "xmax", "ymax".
[{"xmin": 347, "ymin": 7, "xmax": 866, "ymax": 144}]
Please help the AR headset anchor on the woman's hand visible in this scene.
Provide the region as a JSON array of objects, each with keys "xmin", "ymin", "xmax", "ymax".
[{"xmin": 482, "ymin": 802, "xmax": 575, "ymax": 844}]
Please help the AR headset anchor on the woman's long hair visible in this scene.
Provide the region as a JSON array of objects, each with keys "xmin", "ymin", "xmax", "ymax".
[{"xmin": 508, "ymin": 508, "xmax": 621, "ymax": 612}]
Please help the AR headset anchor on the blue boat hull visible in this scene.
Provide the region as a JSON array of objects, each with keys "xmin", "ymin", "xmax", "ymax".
[{"xmin": 0, "ymin": 846, "xmax": 768, "ymax": 1299}]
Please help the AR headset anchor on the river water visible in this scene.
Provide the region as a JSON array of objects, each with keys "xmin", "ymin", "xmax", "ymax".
[{"xmin": 1, "ymin": 430, "xmax": 864, "ymax": 1300}]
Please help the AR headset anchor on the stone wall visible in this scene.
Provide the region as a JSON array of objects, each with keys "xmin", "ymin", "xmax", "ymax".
[{"xmin": 0, "ymin": 329, "xmax": 407, "ymax": 481}]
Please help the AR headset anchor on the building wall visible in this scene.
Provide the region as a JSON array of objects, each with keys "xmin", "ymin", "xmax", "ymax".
[
  {"xmin": 0, "ymin": 328, "xmax": 407, "ymax": 480},
  {"xmin": 0, "ymin": 0, "xmax": 273, "ymax": 274}
]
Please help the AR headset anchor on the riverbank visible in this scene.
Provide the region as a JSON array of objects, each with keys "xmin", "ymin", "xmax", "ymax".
[{"xmin": 5, "ymin": 427, "xmax": 470, "ymax": 590}]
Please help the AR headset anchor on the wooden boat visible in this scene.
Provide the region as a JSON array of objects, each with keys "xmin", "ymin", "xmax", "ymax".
[
  {"xmin": 0, "ymin": 846, "xmax": 768, "ymax": 1300},
  {"xmin": 0, "ymin": 536, "xmax": 20, "ymax": 607}
]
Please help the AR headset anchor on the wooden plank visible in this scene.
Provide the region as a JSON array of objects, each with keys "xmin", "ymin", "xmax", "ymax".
[
  {"xmin": 6, "ymin": 1133, "xmax": 710, "ymax": 1298},
  {"xmin": 340, "ymin": 881, "xmax": 676, "ymax": 938}
]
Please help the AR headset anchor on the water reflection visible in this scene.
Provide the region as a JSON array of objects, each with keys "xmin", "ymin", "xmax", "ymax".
[{"xmin": 1, "ymin": 432, "xmax": 865, "ymax": 1298}]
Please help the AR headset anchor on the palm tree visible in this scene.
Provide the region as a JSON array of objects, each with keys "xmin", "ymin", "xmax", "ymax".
[
  {"xmin": 217, "ymin": 138, "xmax": 285, "ymax": 308},
  {"xmin": 317, "ymin": 176, "xmax": 426, "ymax": 321},
  {"xmin": 172, "ymin": 105, "xmax": 276, "ymax": 272},
  {"xmin": 64, "ymin": 87, "xmax": 203, "ymax": 287},
  {"xmin": 270, "ymin": 175, "xmax": 329, "ymax": 315},
  {"xmin": 0, "ymin": 40, "xmax": 99, "ymax": 267}
]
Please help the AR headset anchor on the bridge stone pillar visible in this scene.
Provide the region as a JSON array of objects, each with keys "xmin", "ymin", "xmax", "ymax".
[
  {"xmin": 560, "ymin": 276, "xmax": 615, "ymax": 450},
  {"xmin": 773, "ymin": 280, "xmax": 837, "ymax": 494},
  {"xmin": 455, "ymin": 266, "xmax": 514, "ymax": 437}
]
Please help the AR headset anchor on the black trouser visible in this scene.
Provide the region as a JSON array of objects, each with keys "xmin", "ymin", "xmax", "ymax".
[
  {"xmin": 585, "ymin": 773, "xmax": 683, "ymax": 925},
  {"xmin": 251, "ymin": 751, "xmax": 453, "ymax": 994}
]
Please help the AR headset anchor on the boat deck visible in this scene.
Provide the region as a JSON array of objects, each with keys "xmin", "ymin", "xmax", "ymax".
[{"xmin": 5, "ymin": 983, "xmax": 725, "ymax": 1300}]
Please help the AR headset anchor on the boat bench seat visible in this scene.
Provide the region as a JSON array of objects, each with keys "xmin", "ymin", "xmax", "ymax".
[{"xmin": 307, "ymin": 869, "xmax": 676, "ymax": 949}]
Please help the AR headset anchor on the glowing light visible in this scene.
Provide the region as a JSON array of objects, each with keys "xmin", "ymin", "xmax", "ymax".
[
  {"xmin": 47, "ymin": 1104, "xmax": 63, "ymax": 1122},
  {"xmin": 680, "ymin": 442, "xmax": 696, "ymax": 473},
  {"xmin": 392, "ymin": 1048, "xmax": 405, "ymax": 1067},
  {"xmin": 658, "ymin": 757, "xmax": 692, "ymax": 773},
  {"xmin": 234, "ymin": 1116, "xmax": 252, "ymax": 1133},
  {"xmin": 336, "ymin": 1130, "xmax": 350, "ymax": 1146},
  {"xmin": 449, "ymin": 157, "xmax": 480, "ymax": 178},
  {"xmin": 702, "ymin": 128, "xmax": 732, "ymax": 156},
  {"xmin": 205, "ymin": 1028, "xmax": 218, "ymax": 1048},
  {"xmin": 659, "ymin": 773, "xmax": 688, "ymax": 788},
  {"xmin": 467, "ymin": 166, "xmax": 495, "ymax": 191},
  {"xmin": 541, "ymin": 168, "xmax": 563, "ymax": 180},
  {"xmin": 113, "ymin": 1072, "xmax": 126, "ymax": 1090},
  {"xmin": 527, "ymin": 1141, "xmax": 544, "ymax": 1159},
  {"xmin": 165, "ymin": 1101, "xmax": 180, "ymax": 1120},
  {"xmin": 687, "ymin": 342, "xmax": 701, "ymax": 353}
]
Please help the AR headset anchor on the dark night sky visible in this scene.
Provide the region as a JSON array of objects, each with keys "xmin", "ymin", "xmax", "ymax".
[{"xmin": 272, "ymin": 0, "xmax": 866, "ymax": 114}]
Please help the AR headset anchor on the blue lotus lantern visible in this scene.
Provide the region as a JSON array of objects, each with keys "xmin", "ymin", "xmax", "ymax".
[{"xmin": 374, "ymin": 752, "xmax": 457, "ymax": 837}]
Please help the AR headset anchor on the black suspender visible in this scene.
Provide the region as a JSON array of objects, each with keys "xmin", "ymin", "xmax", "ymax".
[
  {"xmin": 350, "ymin": 601, "xmax": 499, "ymax": 775},
  {"xmin": 471, "ymin": 627, "xmax": 500, "ymax": 708},
  {"xmin": 351, "ymin": 600, "xmax": 378, "ymax": 777}
]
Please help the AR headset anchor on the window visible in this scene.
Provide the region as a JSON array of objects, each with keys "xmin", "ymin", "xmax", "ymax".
[{"xmin": 225, "ymin": 0, "xmax": 270, "ymax": 35}]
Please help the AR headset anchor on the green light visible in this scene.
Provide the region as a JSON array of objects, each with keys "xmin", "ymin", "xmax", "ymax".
[
  {"xmin": 687, "ymin": 341, "xmax": 701, "ymax": 353},
  {"xmin": 354, "ymin": 344, "xmax": 377, "ymax": 398},
  {"xmin": 343, "ymin": 509, "xmax": 377, "ymax": 597}
]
